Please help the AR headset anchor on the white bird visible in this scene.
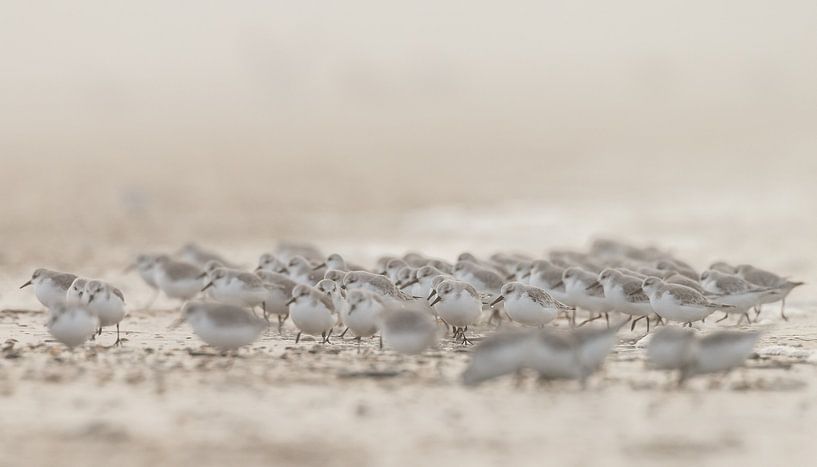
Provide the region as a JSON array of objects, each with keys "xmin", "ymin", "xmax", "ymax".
[
  {"xmin": 65, "ymin": 277, "xmax": 89, "ymax": 306},
  {"xmin": 20, "ymin": 268, "xmax": 77, "ymax": 310},
  {"xmin": 287, "ymin": 284, "xmax": 336, "ymax": 343},
  {"xmin": 379, "ymin": 305, "xmax": 439, "ymax": 355},
  {"xmin": 430, "ymin": 279, "xmax": 482, "ymax": 344},
  {"xmin": 46, "ymin": 304, "xmax": 99, "ymax": 349},
  {"xmin": 735, "ymin": 264, "xmax": 804, "ymax": 321},
  {"xmin": 490, "ymin": 282, "xmax": 573, "ymax": 327},
  {"xmin": 597, "ymin": 269, "xmax": 656, "ymax": 331},
  {"xmin": 343, "ymin": 289, "xmax": 385, "ymax": 350},
  {"xmin": 641, "ymin": 277, "xmax": 729, "ymax": 326},
  {"xmin": 177, "ymin": 301, "xmax": 266, "ymax": 351},
  {"xmin": 700, "ymin": 270, "xmax": 776, "ymax": 324},
  {"xmin": 152, "ymin": 256, "xmax": 204, "ymax": 302},
  {"xmin": 83, "ymin": 280, "xmax": 127, "ymax": 345}
]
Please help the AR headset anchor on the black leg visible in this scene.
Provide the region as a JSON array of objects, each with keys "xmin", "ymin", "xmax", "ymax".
[
  {"xmin": 114, "ymin": 323, "xmax": 121, "ymax": 346},
  {"xmin": 339, "ymin": 327, "xmax": 349, "ymax": 339},
  {"xmin": 781, "ymin": 298, "xmax": 789, "ymax": 321},
  {"xmin": 604, "ymin": 313, "xmax": 610, "ymax": 328},
  {"xmin": 646, "ymin": 317, "xmax": 650, "ymax": 333},
  {"xmin": 716, "ymin": 312, "xmax": 730, "ymax": 323},
  {"xmin": 356, "ymin": 336, "xmax": 361, "ymax": 353},
  {"xmin": 379, "ymin": 335, "xmax": 383, "ymax": 349},
  {"xmin": 295, "ymin": 332, "xmax": 301, "ymax": 344}
]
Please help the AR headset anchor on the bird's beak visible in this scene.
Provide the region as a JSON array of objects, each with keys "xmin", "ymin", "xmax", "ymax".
[
  {"xmin": 585, "ymin": 283, "xmax": 598, "ymax": 291},
  {"xmin": 506, "ymin": 273, "xmax": 515, "ymax": 280},
  {"xmin": 430, "ymin": 296, "xmax": 442, "ymax": 307},
  {"xmin": 87, "ymin": 294, "xmax": 95, "ymax": 304},
  {"xmin": 197, "ymin": 272, "xmax": 207, "ymax": 279},
  {"xmin": 521, "ymin": 271, "xmax": 531, "ymax": 279},
  {"xmin": 312, "ymin": 262, "xmax": 326, "ymax": 271},
  {"xmin": 490, "ymin": 295, "xmax": 505, "ymax": 307},
  {"xmin": 254, "ymin": 265, "xmax": 262, "ymax": 272},
  {"xmin": 201, "ymin": 282, "xmax": 214, "ymax": 292},
  {"xmin": 347, "ymin": 305, "xmax": 356, "ymax": 315},
  {"xmin": 20, "ymin": 280, "xmax": 32, "ymax": 289},
  {"xmin": 427, "ymin": 289, "xmax": 437, "ymax": 301},
  {"xmin": 285, "ymin": 297, "xmax": 297, "ymax": 306}
]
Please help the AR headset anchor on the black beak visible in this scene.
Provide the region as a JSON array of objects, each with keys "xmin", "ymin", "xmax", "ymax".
[
  {"xmin": 521, "ymin": 272, "xmax": 531, "ymax": 279},
  {"xmin": 430, "ymin": 296, "xmax": 442, "ymax": 307},
  {"xmin": 197, "ymin": 272, "xmax": 208, "ymax": 279},
  {"xmin": 427, "ymin": 289, "xmax": 437, "ymax": 300},
  {"xmin": 312, "ymin": 262, "xmax": 326, "ymax": 271},
  {"xmin": 254, "ymin": 265, "xmax": 263, "ymax": 272},
  {"xmin": 201, "ymin": 282, "xmax": 214, "ymax": 292},
  {"xmin": 285, "ymin": 297, "xmax": 296, "ymax": 306},
  {"xmin": 20, "ymin": 280, "xmax": 32, "ymax": 289},
  {"xmin": 347, "ymin": 305, "xmax": 356, "ymax": 315},
  {"xmin": 490, "ymin": 295, "xmax": 505, "ymax": 307},
  {"xmin": 87, "ymin": 294, "xmax": 95, "ymax": 304}
]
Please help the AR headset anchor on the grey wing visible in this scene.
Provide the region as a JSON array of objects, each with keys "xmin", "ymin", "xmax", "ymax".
[
  {"xmin": 715, "ymin": 276, "xmax": 750, "ymax": 294},
  {"xmin": 112, "ymin": 287, "xmax": 125, "ymax": 303},
  {"xmin": 668, "ymin": 285, "xmax": 711, "ymax": 307},
  {"xmin": 236, "ymin": 272, "xmax": 264, "ymax": 288},
  {"xmin": 53, "ymin": 273, "xmax": 78, "ymax": 290},
  {"xmin": 168, "ymin": 262, "xmax": 202, "ymax": 280},
  {"xmin": 623, "ymin": 280, "xmax": 649, "ymax": 302},
  {"xmin": 585, "ymin": 280, "xmax": 605, "ymax": 297},
  {"xmin": 525, "ymin": 288, "xmax": 556, "ymax": 307}
]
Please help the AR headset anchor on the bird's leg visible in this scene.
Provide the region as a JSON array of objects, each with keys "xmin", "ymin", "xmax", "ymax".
[
  {"xmin": 379, "ymin": 335, "xmax": 383, "ymax": 350},
  {"xmin": 630, "ymin": 316, "xmax": 643, "ymax": 332},
  {"xmin": 753, "ymin": 305, "xmax": 762, "ymax": 322},
  {"xmin": 356, "ymin": 336, "xmax": 362, "ymax": 353},
  {"xmin": 339, "ymin": 327, "xmax": 349, "ymax": 339},
  {"xmin": 604, "ymin": 312, "xmax": 610, "ymax": 328},
  {"xmin": 295, "ymin": 332, "xmax": 302, "ymax": 344},
  {"xmin": 646, "ymin": 317, "xmax": 651, "ymax": 333},
  {"xmin": 97, "ymin": 327, "xmax": 102, "ymax": 337},
  {"xmin": 780, "ymin": 298, "xmax": 789, "ymax": 321},
  {"xmin": 113, "ymin": 323, "xmax": 121, "ymax": 347},
  {"xmin": 460, "ymin": 326, "xmax": 473, "ymax": 345},
  {"xmin": 262, "ymin": 301, "xmax": 269, "ymax": 323},
  {"xmin": 578, "ymin": 314, "xmax": 601, "ymax": 327},
  {"xmin": 277, "ymin": 314, "xmax": 284, "ymax": 332},
  {"xmin": 716, "ymin": 312, "xmax": 730, "ymax": 323}
]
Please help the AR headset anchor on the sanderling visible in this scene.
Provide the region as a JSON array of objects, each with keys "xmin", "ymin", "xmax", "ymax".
[
  {"xmin": 153, "ymin": 256, "xmax": 205, "ymax": 302},
  {"xmin": 177, "ymin": 301, "xmax": 266, "ymax": 351},
  {"xmin": 287, "ymin": 284, "xmax": 336, "ymax": 343},
  {"xmin": 384, "ymin": 258, "xmax": 409, "ymax": 283},
  {"xmin": 316, "ymin": 279, "xmax": 348, "ymax": 317},
  {"xmin": 125, "ymin": 254, "xmax": 161, "ymax": 309},
  {"xmin": 379, "ymin": 305, "xmax": 439, "ymax": 354},
  {"xmin": 527, "ymin": 260, "xmax": 569, "ymax": 304},
  {"xmin": 490, "ymin": 282, "xmax": 573, "ymax": 327},
  {"xmin": 457, "ymin": 253, "xmax": 511, "ymax": 278},
  {"xmin": 654, "ymin": 259, "xmax": 698, "ymax": 281},
  {"xmin": 429, "ymin": 279, "xmax": 482, "ymax": 344},
  {"xmin": 256, "ymin": 253, "xmax": 288, "ymax": 274},
  {"xmin": 314, "ymin": 253, "xmax": 366, "ymax": 272},
  {"xmin": 65, "ymin": 277, "xmax": 89, "ymax": 306},
  {"xmin": 647, "ymin": 328, "xmax": 759, "ymax": 385},
  {"xmin": 452, "ymin": 260, "xmax": 505, "ymax": 296},
  {"xmin": 562, "ymin": 267, "xmax": 612, "ymax": 327},
  {"xmin": 83, "ymin": 280, "xmax": 127, "ymax": 345},
  {"xmin": 255, "ymin": 270, "xmax": 298, "ymax": 327},
  {"xmin": 700, "ymin": 270, "xmax": 775, "ymax": 324},
  {"xmin": 201, "ymin": 268, "xmax": 270, "ymax": 323},
  {"xmin": 323, "ymin": 268, "xmax": 347, "ymax": 283},
  {"xmin": 641, "ymin": 277, "xmax": 729, "ymax": 326},
  {"xmin": 341, "ymin": 271, "xmax": 414, "ymax": 303},
  {"xmin": 461, "ymin": 329, "xmax": 533, "ymax": 385},
  {"xmin": 176, "ymin": 243, "xmax": 236, "ymax": 269},
  {"xmin": 406, "ymin": 266, "xmax": 451, "ymax": 299},
  {"xmin": 343, "ymin": 289, "xmax": 385, "ymax": 350},
  {"xmin": 735, "ymin": 264, "xmax": 804, "ymax": 321},
  {"xmin": 46, "ymin": 304, "xmax": 99, "ymax": 349},
  {"xmin": 20, "ymin": 268, "xmax": 77, "ymax": 310},
  {"xmin": 285, "ymin": 256, "xmax": 325, "ymax": 285},
  {"xmin": 597, "ymin": 269, "xmax": 656, "ymax": 331}
]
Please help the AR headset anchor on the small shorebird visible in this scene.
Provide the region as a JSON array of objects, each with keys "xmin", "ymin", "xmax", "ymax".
[
  {"xmin": 83, "ymin": 280, "xmax": 127, "ymax": 345},
  {"xmin": 641, "ymin": 277, "xmax": 729, "ymax": 326},
  {"xmin": 287, "ymin": 284, "xmax": 336, "ymax": 343},
  {"xmin": 430, "ymin": 279, "xmax": 482, "ymax": 344},
  {"xmin": 46, "ymin": 304, "xmax": 99, "ymax": 349},
  {"xmin": 490, "ymin": 282, "xmax": 573, "ymax": 327},
  {"xmin": 176, "ymin": 301, "xmax": 266, "ymax": 351},
  {"xmin": 20, "ymin": 268, "xmax": 77, "ymax": 310}
]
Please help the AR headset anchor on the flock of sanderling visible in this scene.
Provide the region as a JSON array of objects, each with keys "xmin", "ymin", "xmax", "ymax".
[{"xmin": 18, "ymin": 239, "xmax": 804, "ymax": 386}]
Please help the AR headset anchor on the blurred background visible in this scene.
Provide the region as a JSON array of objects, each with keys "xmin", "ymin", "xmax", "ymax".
[{"xmin": 1, "ymin": 0, "xmax": 816, "ymax": 274}]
